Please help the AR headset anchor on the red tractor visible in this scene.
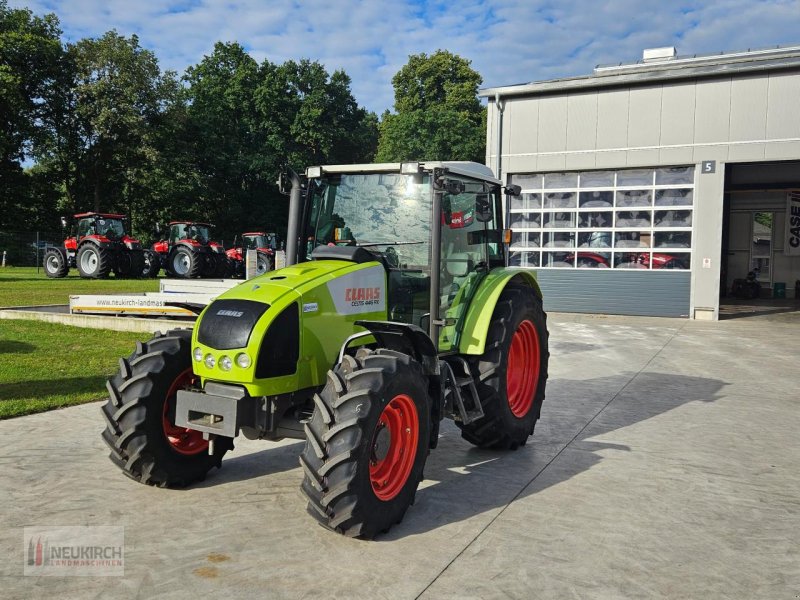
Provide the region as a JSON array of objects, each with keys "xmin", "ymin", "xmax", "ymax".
[
  {"xmin": 226, "ymin": 231, "xmax": 281, "ymax": 278},
  {"xmin": 146, "ymin": 221, "xmax": 229, "ymax": 279},
  {"xmin": 43, "ymin": 212, "xmax": 145, "ymax": 279}
]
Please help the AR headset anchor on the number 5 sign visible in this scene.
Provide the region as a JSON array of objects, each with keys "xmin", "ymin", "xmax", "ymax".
[{"xmin": 701, "ymin": 160, "xmax": 716, "ymax": 174}]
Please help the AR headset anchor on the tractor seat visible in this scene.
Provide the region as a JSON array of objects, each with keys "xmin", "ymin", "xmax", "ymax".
[{"xmin": 311, "ymin": 245, "xmax": 378, "ymax": 264}]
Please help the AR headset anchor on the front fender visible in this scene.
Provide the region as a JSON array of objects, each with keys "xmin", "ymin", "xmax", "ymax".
[{"xmin": 458, "ymin": 268, "xmax": 543, "ymax": 355}]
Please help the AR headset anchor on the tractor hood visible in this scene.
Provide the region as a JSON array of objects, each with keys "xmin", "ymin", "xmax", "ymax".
[
  {"xmin": 192, "ymin": 258, "xmax": 388, "ymax": 396},
  {"xmin": 215, "ymin": 259, "xmax": 365, "ymax": 306}
]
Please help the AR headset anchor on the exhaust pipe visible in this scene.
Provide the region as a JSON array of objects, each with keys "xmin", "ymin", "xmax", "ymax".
[{"xmin": 278, "ymin": 168, "xmax": 302, "ymax": 267}]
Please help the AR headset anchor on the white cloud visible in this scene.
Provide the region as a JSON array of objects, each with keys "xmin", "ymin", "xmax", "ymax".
[{"xmin": 10, "ymin": 0, "xmax": 800, "ymax": 113}]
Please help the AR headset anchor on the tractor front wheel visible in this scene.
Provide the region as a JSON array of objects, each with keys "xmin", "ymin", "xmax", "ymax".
[
  {"xmin": 101, "ymin": 329, "xmax": 232, "ymax": 486},
  {"xmin": 43, "ymin": 247, "xmax": 68, "ymax": 278},
  {"xmin": 300, "ymin": 349, "xmax": 430, "ymax": 538},
  {"xmin": 77, "ymin": 243, "xmax": 112, "ymax": 278},
  {"xmin": 457, "ymin": 285, "xmax": 549, "ymax": 450}
]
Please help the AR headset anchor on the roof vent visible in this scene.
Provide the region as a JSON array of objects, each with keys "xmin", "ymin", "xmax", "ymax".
[{"xmin": 642, "ymin": 47, "xmax": 677, "ymax": 62}]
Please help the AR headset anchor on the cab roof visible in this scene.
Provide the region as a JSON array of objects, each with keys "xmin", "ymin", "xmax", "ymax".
[
  {"xmin": 169, "ymin": 221, "xmax": 213, "ymax": 227},
  {"xmin": 74, "ymin": 212, "xmax": 125, "ymax": 219},
  {"xmin": 307, "ymin": 161, "xmax": 501, "ymax": 185}
]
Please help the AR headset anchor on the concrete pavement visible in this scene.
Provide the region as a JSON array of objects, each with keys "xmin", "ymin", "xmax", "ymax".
[{"xmin": 1, "ymin": 311, "xmax": 798, "ymax": 599}]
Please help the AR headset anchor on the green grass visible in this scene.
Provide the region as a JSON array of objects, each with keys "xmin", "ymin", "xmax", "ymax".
[
  {"xmin": 0, "ymin": 266, "xmax": 160, "ymax": 308},
  {"xmin": 0, "ymin": 319, "xmax": 150, "ymax": 419}
]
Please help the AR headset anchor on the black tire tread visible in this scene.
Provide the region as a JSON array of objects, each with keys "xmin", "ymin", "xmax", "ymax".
[
  {"xmin": 457, "ymin": 285, "xmax": 549, "ymax": 450},
  {"xmin": 76, "ymin": 243, "xmax": 112, "ymax": 279},
  {"xmin": 100, "ymin": 328, "xmax": 231, "ymax": 487},
  {"xmin": 43, "ymin": 247, "xmax": 69, "ymax": 278},
  {"xmin": 299, "ymin": 349, "xmax": 430, "ymax": 539}
]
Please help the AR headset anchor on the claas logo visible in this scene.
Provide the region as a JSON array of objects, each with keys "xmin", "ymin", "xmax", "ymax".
[{"xmin": 345, "ymin": 287, "xmax": 381, "ymax": 302}]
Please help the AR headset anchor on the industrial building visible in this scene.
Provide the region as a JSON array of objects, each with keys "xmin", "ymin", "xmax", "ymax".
[{"xmin": 481, "ymin": 45, "xmax": 800, "ymax": 318}]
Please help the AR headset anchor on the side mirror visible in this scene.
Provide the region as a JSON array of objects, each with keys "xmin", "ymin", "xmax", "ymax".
[
  {"xmin": 154, "ymin": 222, "xmax": 162, "ymax": 235},
  {"xmin": 60, "ymin": 216, "xmax": 67, "ymax": 229},
  {"xmin": 504, "ymin": 184, "xmax": 521, "ymax": 197},
  {"xmin": 475, "ymin": 193, "xmax": 493, "ymax": 222}
]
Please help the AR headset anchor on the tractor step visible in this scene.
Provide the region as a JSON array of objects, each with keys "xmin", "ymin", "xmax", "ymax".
[{"xmin": 441, "ymin": 358, "xmax": 484, "ymax": 425}]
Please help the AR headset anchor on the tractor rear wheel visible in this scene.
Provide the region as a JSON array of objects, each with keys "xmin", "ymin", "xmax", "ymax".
[
  {"xmin": 141, "ymin": 249, "xmax": 160, "ymax": 278},
  {"xmin": 300, "ymin": 349, "xmax": 430, "ymax": 538},
  {"xmin": 457, "ymin": 285, "xmax": 549, "ymax": 450},
  {"xmin": 168, "ymin": 246, "xmax": 202, "ymax": 278},
  {"xmin": 212, "ymin": 254, "xmax": 231, "ymax": 278},
  {"xmin": 77, "ymin": 243, "xmax": 112, "ymax": 278},
  {"xmin": 100, "ymin": 329, "xmax": 232, "ymax": 486},
  {"xmin": 114, "ymin": 250, "xmax": 145, "ymax": 278},
  {"xmin": 43, "ymin": 247, "xmax": 68, "ymax": 278}
]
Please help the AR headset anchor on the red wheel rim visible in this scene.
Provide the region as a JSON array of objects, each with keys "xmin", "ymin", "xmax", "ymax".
[
  {"xmin": 162, "ymin": 368, "xmax": 209, "ymax": 455},
  {"xmin": 506, "ymin": 320, "xmax": 540, "ymax": 418},
  {"xmin": 369, "ymin": 394, "xmax": 419, "ymax": 501}
]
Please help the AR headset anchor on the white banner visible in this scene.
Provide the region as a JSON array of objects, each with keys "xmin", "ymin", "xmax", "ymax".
[{"xmin": 786, "ymin": 191, "xmax": 800, "ymax": 256}]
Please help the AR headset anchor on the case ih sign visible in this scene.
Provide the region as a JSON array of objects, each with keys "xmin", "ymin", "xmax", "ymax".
[{"xmin": 787, "ymin": 191, "xmax": 800, "ymax": 256}]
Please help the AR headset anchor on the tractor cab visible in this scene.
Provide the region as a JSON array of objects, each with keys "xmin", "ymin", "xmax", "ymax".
[
  {"xmin": 170, "ymin": 222, "xmax": 211, "ymax": 245},
  {"xmin": 242, "ymin": 232, "xmax": 279, "ymax": 252},
  {"xmin": 76, "ymin": 214, "xmax": 126, "ymax": 240},
  {"xmin": 301, "ymin": 162, "xmax": 506, "ymax": 352}
]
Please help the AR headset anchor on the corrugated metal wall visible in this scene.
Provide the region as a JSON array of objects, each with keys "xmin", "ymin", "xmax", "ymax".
[{"xmin": 535, "ymin": 270, "xmax": 691, "ymax": 317}]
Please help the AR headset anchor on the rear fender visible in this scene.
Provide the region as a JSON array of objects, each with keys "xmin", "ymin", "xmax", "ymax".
[{"xmin": 458, "ymin": 268, "xmax": 542, "ymax": 355}]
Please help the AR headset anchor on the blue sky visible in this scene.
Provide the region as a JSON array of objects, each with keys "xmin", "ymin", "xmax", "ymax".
[{"xmin": 11, "ymin": 0, "xmax": 800, "ymax": 114}]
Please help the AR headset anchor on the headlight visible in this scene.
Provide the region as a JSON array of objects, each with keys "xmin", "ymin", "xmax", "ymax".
[
  {"xmin": 219, "ymin": 355, "xmax": 232, "ymax": 371},
  {"xmin": 193, "ymin": 347, "xmax": 203, "ymax": 362},
  {"xmin": 235, "ymin": 353, "xmax": 251, "ymax": 368},
  {"xmin": 204, "ymin": 354, "xmax": 215, "ymax": 369}
]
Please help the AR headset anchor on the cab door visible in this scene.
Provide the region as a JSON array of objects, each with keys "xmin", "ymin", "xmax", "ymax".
[{"xmin": 437, "ymin": 177, "xmax": 503, "ymax": 351}]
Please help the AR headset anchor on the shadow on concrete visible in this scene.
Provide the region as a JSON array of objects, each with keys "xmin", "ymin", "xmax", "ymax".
[
  {"xmin": 194, "ymin": 441, "xmax": 305, "ymax": 487},
  {"xmin": 383, "ymin": 371, "xmax": 728, "ymax": 540},
  {"xmin": 0, "ymin": 340, "xmax": 35, "ymax": 354}
]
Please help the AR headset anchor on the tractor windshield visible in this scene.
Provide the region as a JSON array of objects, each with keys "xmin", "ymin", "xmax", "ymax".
[
  {"xmin": 89, "ymin": 217, "xmax": 125, "ymax": 240},
  {"xmin": 307, "ymin": 173, "xmax": 432, "ymax": 268},
  {"xmin": 172, "ymin": 223, "xmax": 210, "ymax": 244},
  {"xmin": 244, "ymin": 235, "xmax": 271, "ymax": 250}
]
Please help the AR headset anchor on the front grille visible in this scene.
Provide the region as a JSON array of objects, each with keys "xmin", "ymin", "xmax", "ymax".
[{"xmin": 198, "ymin": 299, "xmax": 269, "ymax": 350}]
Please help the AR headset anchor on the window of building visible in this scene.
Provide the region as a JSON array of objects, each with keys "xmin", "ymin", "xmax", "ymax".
[{"xmin": 507, "ymin": 166, "xmax": 695, "ymax": 270}]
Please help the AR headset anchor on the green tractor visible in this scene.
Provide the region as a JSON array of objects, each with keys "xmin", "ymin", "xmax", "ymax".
[{"xmin": 102, "ymin": 161, "xmax": 549, "ymax": 538}]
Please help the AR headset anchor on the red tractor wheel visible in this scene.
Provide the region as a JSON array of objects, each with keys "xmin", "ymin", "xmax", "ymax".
[
  {"xmin": 457, "ymin": 285, "xmax": 549, "ymax": 450},
  {"xmin": 101, "ymin": 329, "xmax": 232, "ymax": 486},
  {"xmin": 300, "ymin": 349, "xmax": 430, "ymax": 538}
]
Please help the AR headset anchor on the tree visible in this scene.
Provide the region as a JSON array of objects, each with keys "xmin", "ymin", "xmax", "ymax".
[
  {"xmin": 33, "ymin": 29, "xmax": 175, "ymax": 236},
  {"xmin": 0, "ymin": 1, "xmax": 62, "ymax": 229},
  {"xmin": 182, "ymin": 48, "xmax": 378, "ymax": 239},
  {"xmin": 376, "ymin": 50, "xmax": 486, "ymax": 163}
]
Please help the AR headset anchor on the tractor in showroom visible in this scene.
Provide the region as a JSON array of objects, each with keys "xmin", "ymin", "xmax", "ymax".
[
  {"xmin": 143, "ymin": 221, "xmax": 229, "ymax": 278},
  {"xmin": 226, "ymin": 231, "xmax": 281, "ymax": 277},
  {"xmin": 102, "ymin": 162, "xmax": 549, "ymax": 538},
  {"xmin": 43, "ymin": 212, "xmax": 145, "ymax": 279}
]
